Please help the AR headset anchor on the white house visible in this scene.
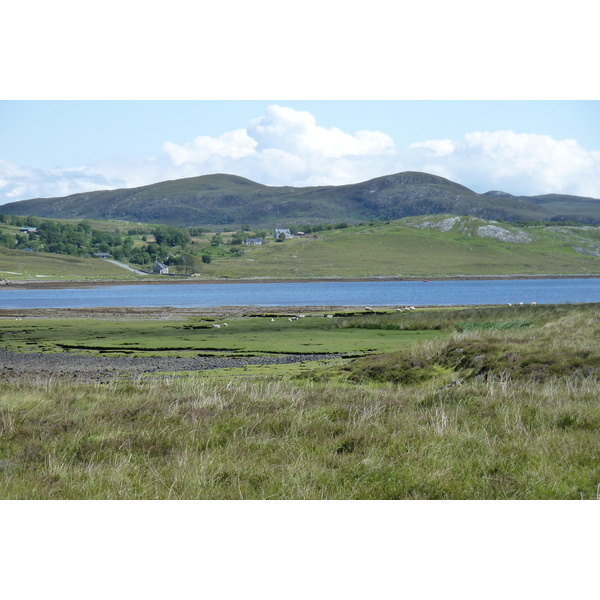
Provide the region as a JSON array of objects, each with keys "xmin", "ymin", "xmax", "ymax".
[
  {"xmin": 274, "ymin": 228, "xmax": 292, "ymax": 239},
  {"xmin": 245, "ymin": 238, "xmax": 263, "ymax": 245}
]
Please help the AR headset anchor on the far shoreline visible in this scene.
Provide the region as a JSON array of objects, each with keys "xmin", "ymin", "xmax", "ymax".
[{"xmin": 2, "ymin": 273, "xmax": 600, "ymax": 290}]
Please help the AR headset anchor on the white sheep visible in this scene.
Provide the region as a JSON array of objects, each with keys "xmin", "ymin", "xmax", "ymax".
[{"xmin": 212, "ymin": 324, "xmax": 221, "ymax": 328}]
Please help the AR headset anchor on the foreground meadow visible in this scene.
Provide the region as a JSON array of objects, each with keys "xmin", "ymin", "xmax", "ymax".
[{"xmin": 1, "ymin": 304, "xmax": 599, "ymax": 499}]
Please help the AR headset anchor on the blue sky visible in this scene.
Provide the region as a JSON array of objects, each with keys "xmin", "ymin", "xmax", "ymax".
[
  {"xmin": 1, "ymin": 100, "xmax": 599, "ymax": 204},
  {"xmin": 2, "ymin": 101, "xmax": 599, "ymax": 170}
]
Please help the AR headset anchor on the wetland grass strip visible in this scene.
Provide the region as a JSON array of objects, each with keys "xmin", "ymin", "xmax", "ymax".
[{"xmin": 0, "ymin": 375, "xmax": 599, "ymax": 499}]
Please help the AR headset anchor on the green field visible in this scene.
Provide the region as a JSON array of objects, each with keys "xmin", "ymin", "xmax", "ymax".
[
  {"xmin": 1, "ymin": 303, "xmax": 599, "ymax": 499},
  {"xmin": 0, "ymin": 246, "xmax": 146, "ymax": 282}
]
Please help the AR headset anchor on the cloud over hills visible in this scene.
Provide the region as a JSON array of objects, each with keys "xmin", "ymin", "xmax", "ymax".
[{"xmin": 1, "ymin": 104, "xmax": 599, "ymax": 205}]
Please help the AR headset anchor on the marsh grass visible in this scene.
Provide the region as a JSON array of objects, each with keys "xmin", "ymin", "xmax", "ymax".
[
  {"xmin": 343, "ymin": 307, "xmax": 600, "ymax": 384},
  {"xmin": 335, "ymin": 302, "xmax": 600, "ymax": 332},
  {"xmin": 1, "ymin": 373, "xmax": 598, "ymax": 499},
  {"xmin": 0, "ymin": 315, "xmax": 440, "ymax": 357}
]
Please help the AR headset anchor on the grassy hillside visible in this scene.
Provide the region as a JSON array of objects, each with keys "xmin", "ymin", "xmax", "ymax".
[
  {"xmin": 199, "ymin": 216, "xmax": 600, "ymax": 279},
  {"xmin": 0, "ymin": 246, "xmax": 146, "ymax": 282},
  {"xmin": 1, "ymin": 215, "xmax": 599, "ymax": 282},
  {"xmin": 3, "ymin": 171, "xmax": 598, "ymax": 227}
]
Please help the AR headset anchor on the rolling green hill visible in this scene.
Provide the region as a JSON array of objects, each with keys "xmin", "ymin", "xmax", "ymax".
[
  {"xmin": 197, "ymin": 216, "xmax": 600, "ymax": 279},
  {"xmin": 2, "ymin": 171, "xmax": 598, "ymax": 227},
  {"xmin": 0, "ymin": 245, "xmax": 145, "ymax": 282}
]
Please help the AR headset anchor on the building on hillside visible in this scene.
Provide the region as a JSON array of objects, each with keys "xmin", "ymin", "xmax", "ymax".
[
  {"xmin": 245, "ymin": 238, "xmax": 263, "ymax": 245},
  {"xmin": 93, "ymin": 252, "xmax": 111, "ymax": 258},
  {"xmin": 19, "ymin": 227, "xmax": 38, "ymax": 234},
  {"xmin": 153, "ymin": 262, "xmax": 169, "ymax": 274},
  {"xmin": 274, "ymin": 228, "xmax": 292, "ymax": 239}
]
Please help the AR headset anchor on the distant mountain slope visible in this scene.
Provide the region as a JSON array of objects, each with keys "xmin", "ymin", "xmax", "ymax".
[{"xmin": 1, "ymin": 171, "xmax": 599, "ymax": 226}]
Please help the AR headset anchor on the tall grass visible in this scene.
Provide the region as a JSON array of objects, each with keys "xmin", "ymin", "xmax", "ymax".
[
  {"xmin": 343, "ymin": 307, "xmax": 600, "ymax": 384},
  {"xmin": 1, "ymin": 373, "xmax": 598, "ymax": 499}
]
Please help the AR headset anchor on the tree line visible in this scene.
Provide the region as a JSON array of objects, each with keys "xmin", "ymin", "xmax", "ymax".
[{"xmin": 0, "ymin": 215, "xmax": 191, "ymax": 266}]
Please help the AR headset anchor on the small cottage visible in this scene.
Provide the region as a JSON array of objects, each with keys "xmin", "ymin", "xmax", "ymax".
[
  {"xmin": 274, "ymin": 228, "xmax": 292, "ymax": 239},
  {"xmin": 245, "ymin": 238, "xmax": 263, "ymax": 245},
  {"xmin": 153, "ymin": 262, "xmax": 169, "ymax": 274},
  {"xmin": 93, "ymin": 252, "xmax": 110, "ymax": 258}
]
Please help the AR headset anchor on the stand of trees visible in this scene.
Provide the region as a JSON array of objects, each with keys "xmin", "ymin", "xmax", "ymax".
[{"xmin": 0, "ymin": 216, "xmax": 191, "ymax": 267}]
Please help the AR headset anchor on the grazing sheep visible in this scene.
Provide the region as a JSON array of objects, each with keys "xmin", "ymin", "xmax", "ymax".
[
  {"xmin": 396, "ymin": 308, "xmax": 403, "ymax": 313},
  {"xmin": 212, "ymin": 324, "xmax": 221, "ymax": 328},
  {"xmin": 364, "ymin": 307, "xmax": 373, "ymax": 312},
  {"xmin": 222, "ymin": 323, "xmax": 228, "ymax": 326},
  {"xmin": 270, "ymin": 318, "xmax": 275, "ymax": 322},
  {"xmin": 326, "ymin": 315, "xmax": 334, "ymax": 318}
]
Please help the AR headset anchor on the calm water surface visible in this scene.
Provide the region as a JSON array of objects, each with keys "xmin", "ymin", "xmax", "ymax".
[{"xmin": 1, "ymin": 279, "xmax": 599, "ymax": 309}]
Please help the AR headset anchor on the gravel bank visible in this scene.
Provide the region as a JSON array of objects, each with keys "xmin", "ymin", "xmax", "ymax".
[{"xmin": 0, "ymin": 349, "xmax": 342, "ymax": 382}]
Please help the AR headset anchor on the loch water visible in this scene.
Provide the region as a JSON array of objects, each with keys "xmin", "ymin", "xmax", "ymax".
[{"xmin": 1, "ymin": 278, "xmax": 599, "ymax": 309}]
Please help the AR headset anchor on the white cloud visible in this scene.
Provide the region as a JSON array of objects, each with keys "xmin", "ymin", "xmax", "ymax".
[
  {"xmin": 406, "ymin": 130, "xmax": 600, "ymax": 197},
  {"xmin": 1, "ymin": 108, "xmax": 599, "ymax": 206},
  {"xmin": 163, "ymin": 129, "xmax": 257, "ymax": 166},
  {"xmin": 0, "ymin": 159, "xmax": 114, "ymax": 202},
  {"xmin": 409, "ymin": 139, "xmax": 456, "ymax": 156},
  {"xmin": 247, "ymin": 105, "xmax": 395, "ymax": 158}
]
